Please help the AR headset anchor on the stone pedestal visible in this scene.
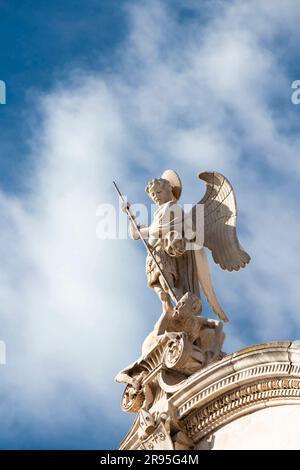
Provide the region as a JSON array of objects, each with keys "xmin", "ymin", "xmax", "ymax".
[{"xmin": 119, "ymin": 341, "xmax": 300, "ymax": 450}]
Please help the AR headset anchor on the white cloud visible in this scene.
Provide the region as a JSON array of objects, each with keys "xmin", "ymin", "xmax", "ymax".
[
  {"xmin": 0, "ymin": 79, "xmax": 151, "ymax": 439},
  {"xmin": 1, "ymin": 0, "xmax": 300, "ymax": 447}
]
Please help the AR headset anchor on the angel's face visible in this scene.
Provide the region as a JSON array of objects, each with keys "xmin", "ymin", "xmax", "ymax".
[{"xmin": 146, "ymin": 178, "xmax": 173, "ymax": 205}]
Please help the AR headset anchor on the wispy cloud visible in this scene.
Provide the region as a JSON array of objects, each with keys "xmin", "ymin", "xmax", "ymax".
[{"xmin": 1, "ymin": 0, "xmax": 300, "ymax": 448}]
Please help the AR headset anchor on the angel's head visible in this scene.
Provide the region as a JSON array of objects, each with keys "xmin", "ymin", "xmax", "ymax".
[{"xmin": 145, "ymin": 178, "xmax": 174, "ymax": 205}]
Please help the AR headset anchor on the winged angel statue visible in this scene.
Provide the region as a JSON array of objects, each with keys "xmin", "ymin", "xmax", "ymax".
[{"xmin": 121, "ymin": 170, "xmax": 250, "ymax": 323}]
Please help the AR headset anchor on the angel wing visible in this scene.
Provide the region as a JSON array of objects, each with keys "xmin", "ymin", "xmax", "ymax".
[
  {"xmin": 193, "ymin": 171, "xmax": 251, "ymax": 271},
  {"xmin": 194, "ymin": 247, "xmax": 229, "ymax": 322},
  {"xmin": 189, "ymin": 171, "xmax": 250, "ymax": 322}
]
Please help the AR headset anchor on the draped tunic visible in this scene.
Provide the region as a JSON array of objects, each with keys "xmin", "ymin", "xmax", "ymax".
[{"xmin": 145, "ymin": 201, "xmax": 199, "ymax": 296}]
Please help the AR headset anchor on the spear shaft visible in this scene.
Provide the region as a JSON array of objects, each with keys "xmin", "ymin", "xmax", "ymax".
[{"xmin": 113, "ymin": 181, "xmax": 177, "ymax": 304}]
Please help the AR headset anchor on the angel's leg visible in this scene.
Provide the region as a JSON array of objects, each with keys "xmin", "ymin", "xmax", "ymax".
[
  {"xmin": 153, "ymin": 276, "xmax": 174, "ymax": 335},
  {"xmin": 158, "ymin": 273, "xmax": 176, "ymax": 314},
  {"xmin": 160, "ymin": 274, "xmax": 185, "ymax": 303},
  {"xmin": 153, "ymin": 285, "xmax": 172, "ymax": 314}
]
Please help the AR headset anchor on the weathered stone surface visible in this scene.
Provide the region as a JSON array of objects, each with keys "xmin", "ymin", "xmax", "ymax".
[
  {"xmin": 115, "ymin": 169, "xmax": 254, "ymax": 450},
  {"xmin": 196, "ymin": 405, "xmax": 300, "ymax": 450},
  {"xmin": 119, "ymin": 341, "xmax": 300, "ymax": 450}
]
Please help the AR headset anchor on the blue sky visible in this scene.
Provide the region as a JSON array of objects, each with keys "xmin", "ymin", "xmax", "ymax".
[
  {"xmin": 1, "ymin": 0, "xmax": 300, "ymax": 450},
  {"xmin": 0, "ymin": 0, "xmax": 128, "ymax": 192}
]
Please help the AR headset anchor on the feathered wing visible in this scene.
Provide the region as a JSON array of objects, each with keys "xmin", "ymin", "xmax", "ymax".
[
  {"xmin": 190, "ymin": 171, "xmax": 250, "ymax": 322},
  {"xmin": 194, "ymin": 248, "xmax": 229, "ymax": 322},
  {"xmin": 195, "ymin": 171, "xmax": 251, "ymax": 271}
]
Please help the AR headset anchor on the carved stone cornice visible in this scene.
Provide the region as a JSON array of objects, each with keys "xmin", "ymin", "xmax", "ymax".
[
  {"xmin": 119, "ymin": 341, "xmax": 300, "ymax": 449},
  {"xmin": 170, "ymin": 341, "xmax": 300, "ymax": 443},
  {"xmin": 183, "ymin": 377, "xmax": 300, "ymax": 442}
]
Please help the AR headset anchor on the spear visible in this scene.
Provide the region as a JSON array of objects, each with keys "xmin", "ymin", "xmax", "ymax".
[{"xmin": 113, "ymin": 181, "xmax": 178, "ymax": 304}]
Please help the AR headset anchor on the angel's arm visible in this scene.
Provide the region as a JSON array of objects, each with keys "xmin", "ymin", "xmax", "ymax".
[
  {"xmin": 130, "ymin": 224, "xmax": 149, "ymax": 240},
  {"xmin": 121, "ymin": 201, "xmax": 149, "ymax": 240}
]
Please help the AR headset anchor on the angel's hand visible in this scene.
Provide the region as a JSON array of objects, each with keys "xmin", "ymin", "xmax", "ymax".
[
  {"xmin": 129, "ymin": 223, "xmax": 148, "ymax": 240},
  {"xmin": 121, "ymin": 201, "xmax": 131, "ymax": 213},
  {"xmin": 121, "ymin": 201, "xmax": 137, "ymax": 223},
  {"xmin": 129, "ymin": 223, "xmax": 140, "ymax": 240}
]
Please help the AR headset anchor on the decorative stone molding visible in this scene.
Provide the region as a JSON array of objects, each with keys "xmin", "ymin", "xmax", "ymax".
[
  {"xmin": 119, "ymin": 341, "xmax": 300, "ymax": 449},
  {"xmin": 118, "ymin": 332, "xmax": 194, "ymax": 414},
  {"xmin": 117, "ymin": 305, "xmax": 225, "ymax": 416},
  {"xmin": 183, "ymin": 377, "xmax": 300, "ymax": 441}
]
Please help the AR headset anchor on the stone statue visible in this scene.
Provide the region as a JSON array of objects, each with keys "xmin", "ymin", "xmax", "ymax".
[
  {"xmin": 114, "ymin": 170, "xmax": 251, "ymax": 450},
  {"xmin": 120, "ymin": 170, "xmax": 250, "ymax": 322}
]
